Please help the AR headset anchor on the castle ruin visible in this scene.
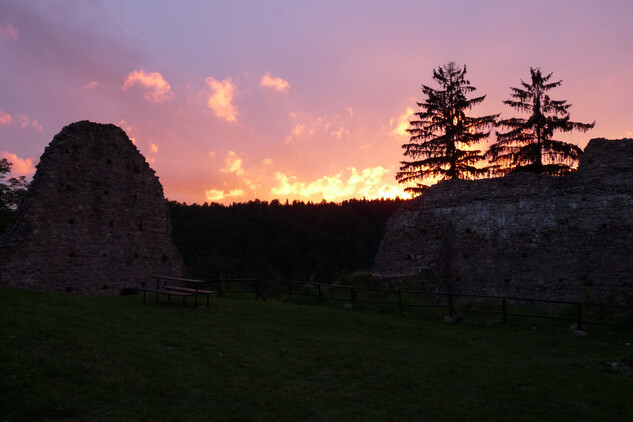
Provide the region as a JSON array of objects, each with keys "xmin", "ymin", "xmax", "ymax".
[
  {"xmin": 372, "ymin": 138, "xmax": 633, "ymax": 305},
  {"xmin": 0, "ymin": 121, "xmax": 183, "ymax": 294}
]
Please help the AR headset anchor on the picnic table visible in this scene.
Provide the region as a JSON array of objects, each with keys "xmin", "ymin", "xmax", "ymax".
[{"xmin": 138, "ymin": 275, "xmax": 216, "ymax": 308}]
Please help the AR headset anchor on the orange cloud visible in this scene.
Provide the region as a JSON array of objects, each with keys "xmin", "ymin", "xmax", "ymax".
[
  {"xmin": 271, "ymin": 166, "xmax": 408, "ymax": 202},
  {"xmin": 117, "ymin": 119, "xmax": 137, "ymax": 145},
  {"xmin": 123, "ymin": 70, "xmax": 174, "ymax": 103},
  {"xmin": 205, "ymin": 77, "xmax": 238, "ymax": 123},
  {"xmin": 0, "ymin": 151, "xmax": 36, "ymax": 176},
  {"xmin": 150, "ymin": 143, "xmax": 159, "ymax": 153},
  {"xmin": 260, "ymin": 72, "xmax": 290, "ymax": 92},
  {"xmin": 0, "ymin": 23, "xmax": 18, "ymax": 41},
  {"xmin": 221, "ymin": 151, "xmax": 245, "ymax": 175},
  {"xmin": 390, "ymin": 106, "xmax": 414, "ymax": 136},
  {"xmin": 205, "ymin": 188, "xmax": 246, "ymax": 203},
  {"xmin": 0, "ymin": 111, "xmax": 12, "ymax": 126}
]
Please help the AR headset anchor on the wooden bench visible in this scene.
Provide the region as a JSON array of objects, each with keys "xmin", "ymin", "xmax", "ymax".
[
  {"xmin": 163, "ymin": 285, "xmax": 216, "ymax": 307},
  {"xmin": 138, "ymin": 288, "xmax": 193, "ymax": 308}
]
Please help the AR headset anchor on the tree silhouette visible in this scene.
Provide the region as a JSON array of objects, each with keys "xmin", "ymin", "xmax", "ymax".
[
  {"xmin": 396, "ymin": 62, "xmax": 498, "ymax": 194},
  {"xmin": 0, "ymin": 158, "xmax": 29, "ymax": 213},
  {"xmin": 487, "ymin": 68, "xmax": 595, "ymax": 176},
  {"xmin": 0, "ymin": 158, "xmax": 30, "ymax": 233}
]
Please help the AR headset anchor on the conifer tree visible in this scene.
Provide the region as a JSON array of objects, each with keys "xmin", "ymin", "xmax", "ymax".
[
  {"xmin": 397, "ymin": 62, "xmax": 498, "ymax": 194},
  {"xmin": 487, "ymin": 68, "xmax": 595, "ymax": 176}
]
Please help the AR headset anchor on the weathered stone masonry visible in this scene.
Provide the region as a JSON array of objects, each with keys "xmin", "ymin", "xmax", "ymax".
[
  {"xmin": 0, "ymin": 121, "xmax": 183, "ymax": 294},
  {"xmin": 372, "ymin": 138, "xmax": 633, "ymax": 305}
]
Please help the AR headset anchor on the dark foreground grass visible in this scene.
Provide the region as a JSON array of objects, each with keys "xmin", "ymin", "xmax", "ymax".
[{"xmin": 1, "ymin": 287, "xmax": 632, "ymax": 422}]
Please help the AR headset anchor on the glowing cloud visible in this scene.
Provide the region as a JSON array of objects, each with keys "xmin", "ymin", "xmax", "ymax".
[
  {"xmin": 117, "ymin": 119, "xmax": 137, "ymax": 145},
  {"xmin": 205, "ymin": 188, "xmax": 246, "ymax": 203},
  {"xmin": 123, "ymin": 70, "xmax": 174, "ymax": 103},
  {"xmin": 221, "ymin": 151, "xmax": 245, "ymax": 175},
  {"xmin": 150, "ymin": 143, "xmax": 159, "ymax": 153},
  {"xmin": 260, "ymin": 72, "xmax": 290, "ymax": 92},
  {"xmin": 390, "ymin": 106, "xmax": 414, "ymax": 136},
  {"xmin": 0, "ymin": 23, "xmax": 18, "ymax": 41},
  {"xmin": 0, "ymin": 151, "xmax": 36, "ymax": 176},
  {"xmin": 271, "ymin": 166, "xmax": 408, "ymax": 202},
  {"xmin": 205, "ymin": 77, "xmax": 238, "ymax": 123},
  {"xmin": 0, "ymin": 111, "xmax": 12, "ymax": 126}
]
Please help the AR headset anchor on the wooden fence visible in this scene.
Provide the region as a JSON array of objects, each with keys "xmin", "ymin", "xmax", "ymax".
[
  {"xmin": 207, "ymin": 278, "xmax": 267, "ymax": 301},
  {"xmin": 285, "ymin": 279, "xmax": 633, "ymax": 330}
]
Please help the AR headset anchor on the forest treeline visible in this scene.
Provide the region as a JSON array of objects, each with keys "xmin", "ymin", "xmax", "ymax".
[{"xmin": 169, "ymin": 198, "xmax": 404, "ymax": 282}]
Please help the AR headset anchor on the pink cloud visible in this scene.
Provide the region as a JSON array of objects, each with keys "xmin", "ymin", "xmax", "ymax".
[
  {"xmin": 0, "ymin": 111, "xmax": 42, "ymax": 132},
  {"xmin": 0, "ymin": 23, "xmax": 19, "ymax": 41},
  {"xmin": 117, "ymin": 119, "xmax": 137, "ymax": 145},
  {"xmin": 0, "ymin": 111, "xmax": 12, "ymax": 126},
  {"xmin": 31, "ymin": 119, "xmax": 43, "ymax": 132},
  {"xmin": 0, "ymin": 151, "xmax": 36, "ymax": 176},
  {"xmin": 82, "ymin": 81, "xmax": 99, "ymax": 90},
  {"xmin": 17, "ymin": 114, "xmax": 44, "ymax": 132},
  {"xmin": 123, "ymin": 70, "xmax": 174, "ymax": 103},
  {"xmin": 205, "ymin": 77, "xmax": 238, "ymax": 123},
  {"xmin": 260, "ymin": 72, "xmax": 290, "ymax": 92}
]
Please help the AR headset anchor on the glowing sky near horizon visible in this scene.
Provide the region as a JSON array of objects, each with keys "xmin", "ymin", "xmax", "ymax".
[{"xmin": 1, "ymin": 0, "xmax": 632, "ymax": 204}]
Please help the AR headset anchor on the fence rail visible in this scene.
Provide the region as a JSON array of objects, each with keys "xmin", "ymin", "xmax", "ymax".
[
  {"xmin": 286, "ymin": 280, "xmax": 633, "ymax": 330},
  {"xmin": 205, "ymin": 278, "xmax": 266, "ymax": 301}
]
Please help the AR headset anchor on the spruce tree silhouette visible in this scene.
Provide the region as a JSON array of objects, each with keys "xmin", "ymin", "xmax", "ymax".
[
  {"xmin": 487, "ymin": 68, "xmax": 595, "ymax": 176},
  {"xmin": 397, "ymin": 62, "xmax": 498, "ymax": 195}
]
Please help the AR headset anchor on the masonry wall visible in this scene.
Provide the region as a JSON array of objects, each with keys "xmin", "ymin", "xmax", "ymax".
[
  {"xmin": 0, "ymin": 121, "xmax": 184, "ymax": 294},
  {"xmin": 372, "ymin": 138, "xmax": 633, "ymax": 305}
]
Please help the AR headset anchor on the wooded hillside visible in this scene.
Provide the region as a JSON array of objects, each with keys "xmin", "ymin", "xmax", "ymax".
[{"xmin": 169, "ymin": 198, "xmax": 403, "ymax": 282}]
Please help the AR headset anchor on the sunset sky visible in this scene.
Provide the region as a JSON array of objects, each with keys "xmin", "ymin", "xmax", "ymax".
[{"xmin": 1, "ymin": 1, "xmax": 632, "ymax": 204}]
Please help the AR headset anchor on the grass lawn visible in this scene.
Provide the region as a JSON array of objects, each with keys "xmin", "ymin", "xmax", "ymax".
[{"xmin": 1, "ymin": 286, "xmax": 632, "ymax": 422}]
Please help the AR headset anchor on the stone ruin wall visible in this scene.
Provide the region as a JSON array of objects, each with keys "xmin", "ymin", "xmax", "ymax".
[
  {"xmin": 372, "ymin": 138, "xmax": 633, "ymax": 306},
  {"xmin": 0, "ymin": 121, "xmax": 184, "ymax": 295}
]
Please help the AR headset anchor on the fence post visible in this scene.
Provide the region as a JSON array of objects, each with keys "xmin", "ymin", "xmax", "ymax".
[
  {"xmin": 288, "ymin": 280, "xmax": 292, "ymax": 301},
  {"xmin": 217, "ymin": 280, "xmax": 223, "ymax": 296},
  {"xmin": 448, "ymin": 293, "xmax": 454, "ymax": 317},
  {"xmin": 350, "ymin": 287, "xmax": 356, "ymax": 304},
  {"xmin": 318, "ymin": 284, "xmax": 324, "ymax": 305},
  {"xmin": 254, "ymin": 279, "xmax": 266, "ymax": 301},
  {"xmin": 398, "ymin": 290, "xmax": 403, "ymax": 313},
  {"xmin": 502, "ymin": 297, "xmax": 507, "ymax": 325}
]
